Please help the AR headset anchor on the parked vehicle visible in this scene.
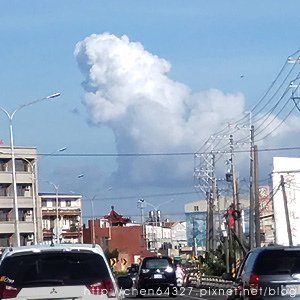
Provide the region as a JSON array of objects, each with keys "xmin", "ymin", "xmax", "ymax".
[
  {"xmin": 0, "ymin": 244, "xmax": 133, "ymax": 300},
  {"xmin": 136, "ymin": 256, "xmax": 177, "ymax": 297},
  {"xmin": 228, "ymin": 246, "xmax": 300, "ymax": 300}
]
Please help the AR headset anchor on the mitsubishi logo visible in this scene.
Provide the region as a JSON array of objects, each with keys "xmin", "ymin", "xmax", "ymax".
[{"xmin": 50, "ymin": 288, "xmax": 58, "ymax": 294}]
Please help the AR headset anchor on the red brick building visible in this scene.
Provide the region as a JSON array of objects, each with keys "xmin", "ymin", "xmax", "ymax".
[{"xmin": 83, "ymin": 206, "xmax": 155, "ymax": 268}]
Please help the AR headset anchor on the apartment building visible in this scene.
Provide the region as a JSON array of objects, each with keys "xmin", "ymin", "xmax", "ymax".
[
  {"xmin": 40, "ymin": 193, "xmax": 83, "ymax": 244},
  {"xmin": 0, "ymin": 146, "xmax": 41, "ymax": 247}
]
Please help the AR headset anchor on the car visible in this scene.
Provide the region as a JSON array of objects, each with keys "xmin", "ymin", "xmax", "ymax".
[
  {"xmin": 228, "ymin": 246, "xmax": 300, "ymax": 300},
  {"xmin": 136, "ymin": 256, "xmax": 177, "ymax": 297},
  {"xmin": 0, "ymin": 244, "xmax": 133, "ymax": 300}
]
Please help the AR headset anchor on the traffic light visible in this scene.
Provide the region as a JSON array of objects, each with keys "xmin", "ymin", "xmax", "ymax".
[{"xmin": 232, "ymin": 209, "xmax": 241, "ymax": 220}]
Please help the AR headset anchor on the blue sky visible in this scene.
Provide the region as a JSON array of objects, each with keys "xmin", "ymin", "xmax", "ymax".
[{"xmin": 1, "ymin": 1, "xmax": 300, "ymax": 221}]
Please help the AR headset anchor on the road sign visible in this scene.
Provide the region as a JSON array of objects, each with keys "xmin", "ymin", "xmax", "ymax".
[
  {"xmin": 110, "ymin": 258, "xmax": 118, "ymax": 267},
  {"xmin": 121, "ymin": 258, "xmax": 128, "ymax": 266}
]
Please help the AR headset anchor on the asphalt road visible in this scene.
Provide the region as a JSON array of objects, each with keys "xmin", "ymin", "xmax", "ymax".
[{"xmin": 126, "ymin": 287, "xmax": 228, "ymax": 300}]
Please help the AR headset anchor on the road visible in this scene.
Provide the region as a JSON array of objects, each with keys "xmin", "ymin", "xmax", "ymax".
[{"xmin": 126, "ymin": 287, "xmax": 228, "ymax": 300}]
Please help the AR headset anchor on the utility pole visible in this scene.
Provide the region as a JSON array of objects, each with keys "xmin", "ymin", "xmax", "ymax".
[
  {"xmin": 139, "ymin": 199, "xmax": 146, "ymax": 248},
  {"xmin": 206, "ymin": 191, "xmax": 210, "ymax": 251},
  {"xmin": 193, "ymin": 218, "xmax": 197, "ymax": 257},
  {"xmin": 254, "ymin": 145, "xmax": 261, "ymax": 247},
  {"xmin": 210, "ymin": 153, "xmax": 217, "ymax": 250},
  {"xmin": 280, "ymin": 175, "xmax": 293, "ymax": 246},
  {"xmin": 235, "ymin": 179, "xmax": 244, "ymax": 248},
  {"xmin": 249, "ymin": 126, "xmax": 255, "ymax": 249}
]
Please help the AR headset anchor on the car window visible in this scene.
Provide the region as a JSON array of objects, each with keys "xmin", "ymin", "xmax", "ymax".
[
  {"xmin": 254, "ymin": 250, "xmax": 300, "ymax": 275},
  {"xmin": 144, "ymin": 258, "xmax": 171, "ymax": 269},
  {"xmin": 0, "ymin": 252, "xmax": 110, "ymax": 287}
]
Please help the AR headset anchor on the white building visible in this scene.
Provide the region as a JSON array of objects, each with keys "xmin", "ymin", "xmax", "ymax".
[
  {"xmin": 40, "ymin": 193, "xmax": 83, "ymax": 244},
  {"xmin": 0, "ymin": 146, "xmax": 41, "ymax": 247},
  {"xmin": 272, "ymin": 157, "xmax": 300, "ymax": 246}
]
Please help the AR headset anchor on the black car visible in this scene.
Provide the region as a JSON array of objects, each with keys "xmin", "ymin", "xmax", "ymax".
[
  {"xmin": 228, "ymin": 246, "xmax": 300, "ymax": 300},
  {"xmin": 136, "ymin": 256, "xmax": 177, "ymax": 297}
]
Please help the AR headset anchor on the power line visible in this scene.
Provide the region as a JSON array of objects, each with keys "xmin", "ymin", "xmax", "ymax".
[{"xmin": 35, "ymin": 145, "xmax": 300, "ymax": 157}]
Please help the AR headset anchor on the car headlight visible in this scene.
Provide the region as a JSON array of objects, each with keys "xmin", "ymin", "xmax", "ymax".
[{"xmin": 165, "ymin": 266, "xmax": 174, "ymax": 273}]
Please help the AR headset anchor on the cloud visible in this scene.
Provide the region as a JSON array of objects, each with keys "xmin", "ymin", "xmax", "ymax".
[{"xmin": 74, "ymin": 33, "xmax": 249, "ymax": 187}]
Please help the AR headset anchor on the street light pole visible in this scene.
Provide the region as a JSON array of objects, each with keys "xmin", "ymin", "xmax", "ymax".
[
  {"xmin": 138, "ymin": 199, "xmax": 174, "ymax": 255},
  {"xmin": 0, "ymin": 92, "xmax": 60, "ymax": 246},
  {"xmin": 18, "ymin": 158, "xmax": 38, "ymax": 244},
  {"xmin": 46, "ymin": 181, "xmax": 60, "ymax": 244},
  {"xmin": 90, "ymin": 195, "xmax": 96, "ymax": 245}
]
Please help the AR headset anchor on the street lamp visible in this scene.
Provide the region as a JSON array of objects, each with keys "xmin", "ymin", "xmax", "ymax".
[
  {"xmin": 138, "ymin": 199, "xmax": 174, "ymax": 254},
  {"xmin": 0, "ymin": 92, "xmax": 61, "ymax": 246},
  {"xmin": 75, "ymin": 174, "xmax": 98, "ymax": 245},
  {"xmin": 16, "ymin": 157, "xmax": 38, "ymax": 245},
  {"xmin": 45, "ymin": 181, "xmax": 60, "ymax": 244},
  {"xmin": 76, "ymin": 174, "xmax": 113, "ymax": 245},
  {"xmin": 21, "ymin": 147, "xmax": 67, "ymax": 245}
]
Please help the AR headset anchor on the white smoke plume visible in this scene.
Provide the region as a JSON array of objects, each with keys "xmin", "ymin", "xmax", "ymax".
[{"xmin": 74, "ymin": 33, "xmax": 247, "ymax": 187}]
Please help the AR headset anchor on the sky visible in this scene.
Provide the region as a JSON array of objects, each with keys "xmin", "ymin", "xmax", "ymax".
[{"xmin": 1, "ymin": 1, "xmax": 300, "ymax": 222}]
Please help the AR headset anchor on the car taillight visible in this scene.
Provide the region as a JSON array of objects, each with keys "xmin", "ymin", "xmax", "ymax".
[
  {"xmin": 0, "ymin": 285, "xmax": 21, "ymax": 299},
  {"xmin": 249, "ymin": 273, "xmax": 260, "ymax": 294},
  {"xmin": 86, "ymin": 279, "xmax": 115, "ymax": 297}
]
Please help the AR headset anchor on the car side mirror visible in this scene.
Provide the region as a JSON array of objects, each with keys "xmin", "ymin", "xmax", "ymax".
[{"xmin": 117, "ymin": 276, "xmax": 133, "ymax": 289}]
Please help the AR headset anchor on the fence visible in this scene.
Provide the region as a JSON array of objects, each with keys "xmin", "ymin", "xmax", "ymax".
[{"xmin": 186, "ymin": 273, "xmax": 233, "ymax": 289}]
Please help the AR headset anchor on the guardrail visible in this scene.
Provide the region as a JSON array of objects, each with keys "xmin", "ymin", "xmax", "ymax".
[{"xmin": 186, "ymin": 274, "xmax": 233, "ymax": 289}]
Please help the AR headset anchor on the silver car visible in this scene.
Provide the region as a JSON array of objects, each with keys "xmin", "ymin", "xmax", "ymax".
[
  {"xmin": 229, "ymin": 246, "xmax": 300, "ymax": 300},
  {"xmin": 0, "ymin": 244, "xmax": 132, "ymax": 299}
]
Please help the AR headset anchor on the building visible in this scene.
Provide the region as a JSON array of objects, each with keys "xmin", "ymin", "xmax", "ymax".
[
  {"xmin": 0, "ymin": 146, "xmax": 41, "ymax": 247},
  {"xmin": 272, "ymin": 157, "xmax": 300, "ymax": 246},
  {"xmin": 185, "ymin": 197, "xmax": 250, "ymax": 251},
  {"xmin": 259, "ymin": 186, "xmax": 275, "ymax": 246},
  {"xmin": 40, "ymin": 193, "xmax": 83, "ymax": 244},
  {"xmin": 83, "ymin": 207, "xmax": 155, "ymax": 268}
]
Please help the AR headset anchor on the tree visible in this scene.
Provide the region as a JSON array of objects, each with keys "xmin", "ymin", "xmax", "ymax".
[{"xmin": 104, "ymin": 248, "xmax": 119, "ymax": 261}]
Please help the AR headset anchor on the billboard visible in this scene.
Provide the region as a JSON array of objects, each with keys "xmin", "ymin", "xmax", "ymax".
[{"xmin": 272, "ymin": 157, "xmax": 300, "ymax": 246}]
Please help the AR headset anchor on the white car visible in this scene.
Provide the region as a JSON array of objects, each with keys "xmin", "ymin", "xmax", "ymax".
[{"xmin": 0, "ymin": 244, "xmax": 132, "ymax": 299}]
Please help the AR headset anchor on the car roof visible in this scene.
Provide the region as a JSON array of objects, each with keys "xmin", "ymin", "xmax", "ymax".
[
  {"xmin": 1, "ymin": 244, "xmax": 105, "ymax": 260},
  {"xmin": 142, "ymin": 256, "xmax": 171, "ymax": 260},
  {"xmin": 249, "ymin": 245, "xmax": 300, "ymax": 254}
]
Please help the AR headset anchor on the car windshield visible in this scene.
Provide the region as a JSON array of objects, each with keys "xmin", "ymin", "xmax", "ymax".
[
  {"xmin": 254, "ymin": 250, "xmax": 300, "ymax": 275},
  {"xmin": 0, "ymin": 251, "xmax": 110, "ymax": 287},
  {"xmin": 144, "ymin": 258, "xmax": 170, "ymax": 269}
]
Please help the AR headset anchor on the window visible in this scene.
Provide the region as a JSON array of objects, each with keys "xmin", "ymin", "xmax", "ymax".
[
  {"xmin": 66, "ymin": 200, "xmax": 72, "ymax": 207},
  {"xmin": 15, "ymin": 159, "xmax": 28, "ymax": 172},
  {"xmin": 0, "ymin": 184, "xmax": 10, "ymax": 196},
  {"xmin": 0, "ymin": 159, "xmax": 9, "ymax": 172},
  {"xmin": 0, "ymin": 252, "xmax": 110, "ymax": 286},
  {"xmin": 254, "ymin": 250, "xmax": 300, "ymax": 275},
  {"xmin": 0, "ymin": 209, "xmax": 9, "ymax": 221},
  {"xmin": 17, "ymin": 184, "xmax": 31, "ymax": 196},
  {"xmin": 194, "ymin": 206, "xmax": 199, "ymax": 212},
  {"xmin": 0, "ymin": 234, "xmax": 10, "ymax": 247},
  {"xmin": 144, "ymin": 258, "xmax": 171, "ymax": 269}
]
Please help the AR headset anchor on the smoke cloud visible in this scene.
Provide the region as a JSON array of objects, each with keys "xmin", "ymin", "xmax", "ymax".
[{"xmin": 74, "ymin": 33, "xmax": 247, "ymax": 187}]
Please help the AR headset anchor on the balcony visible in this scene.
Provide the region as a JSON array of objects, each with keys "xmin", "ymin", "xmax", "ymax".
[
  {"xmin": 42, "ymin": 228, "xmax": 82, "ymax": 238},
  {"xmin": 42, "ymin": 208, "xmax": 81, "ymax": 217}
]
